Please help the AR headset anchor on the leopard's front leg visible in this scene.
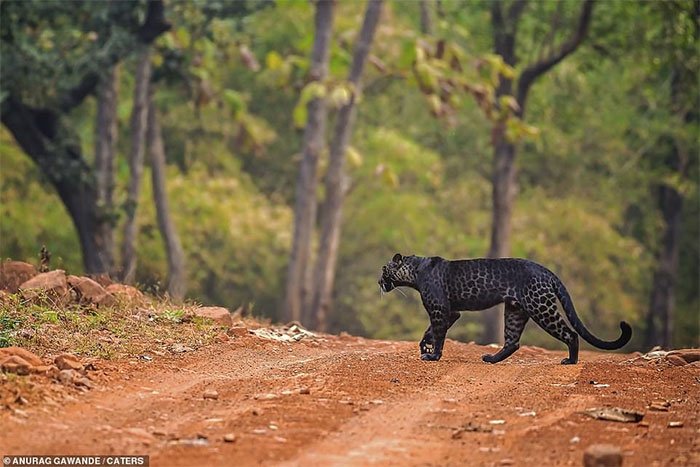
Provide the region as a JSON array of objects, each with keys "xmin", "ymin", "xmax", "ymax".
[
  {"xmin": 420, "ymin": 309, "xmax": 448, "ymax": 361},
  {"xmin": 420, "ymin": 325, "xmax": 435, "ymax": 356}
]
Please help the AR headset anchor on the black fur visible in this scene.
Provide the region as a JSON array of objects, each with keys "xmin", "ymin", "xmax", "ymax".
[{"xmin": 379, "ymin": 254, "xmax": 631, "ymax": 364}]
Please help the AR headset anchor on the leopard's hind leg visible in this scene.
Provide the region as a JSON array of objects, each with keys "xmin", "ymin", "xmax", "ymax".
[
  {"xmin": 524, "ymin": 291, "xmax": 579, "ymax": 364},
  {"xmin": 482, "ymin": 302, "xmax": 528, "ymax": 364}
]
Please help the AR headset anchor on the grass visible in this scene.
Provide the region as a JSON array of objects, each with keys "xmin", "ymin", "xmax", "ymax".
[{"xmin": 0, "ymin": 291, "xmax": 224, "ymax": 360}]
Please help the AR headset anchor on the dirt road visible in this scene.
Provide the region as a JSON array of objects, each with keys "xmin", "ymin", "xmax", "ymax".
[{"xmin": 2, "ymin": 333, "xmax": 699, "ymax": 466}]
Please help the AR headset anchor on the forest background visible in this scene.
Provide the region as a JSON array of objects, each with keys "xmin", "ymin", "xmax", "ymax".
[{"xmin": 1, "ymin": 0, "xmax": 697, "ymax": 350}]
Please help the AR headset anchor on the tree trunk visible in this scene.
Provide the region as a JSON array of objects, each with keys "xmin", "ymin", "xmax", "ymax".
[
  {"xmin": 645, "ymin": 62, "xmax": 691, "ymax": 349},
  {"xmin": 121, "ymin": 48, "xmax": 152, "ymax": 283},
  {"xmin": 481, "ymin": 0, "xmax": 594, "ymax": 344},
  {"xmin": 284, "ymin": 0, "xmax": 335, "ymax": 325},
  {"xmin": 147, "ymin": 92, "xmax": 187, "ymax": 302},
  {"xmin": 483, "ymin": 120, "xmax": 517, "ymax": 343},
  {"xmin": 419, "ymin": 0, "xmax": 433, "ymax": 35},
  {"xmin": 94, "ymin": 65, "xmax": 120, "ymax": 275},
  {"xmin": 645, "ymin": 183, "xmax": 683, "ymax": 348},
  {"xmin": 311, "ymin": 0, "xmax": 383, "ymax": 331},
  {"xmin": 1, "ymin": 98, "xmax": 110, "ymax": 275}
]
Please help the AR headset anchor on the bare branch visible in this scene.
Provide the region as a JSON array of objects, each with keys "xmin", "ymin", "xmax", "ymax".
[
  {"xmin": 59, "ymin": 0, "xmax": 170, "ymax": 112},
  {"xmin": 516, "ymin": 0, "xmax": 595, "ymax": 111}
]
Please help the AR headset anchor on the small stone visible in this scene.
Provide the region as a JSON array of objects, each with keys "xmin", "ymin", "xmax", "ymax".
[
  {"xmin": 668, "ymin": 349, "xmax": 700, "ymax": 364},
  {"xmin": 370, "ymin": 399, "xmax": 384, "ymax": 405},
  {"xmin": 570, "ymin": 436, "xmax": 581, "ymax": 444},
  {"xmin": 193, "ymin": 306, "xmax": 232, "ymax": 326},
  {"xmin": 74, "ymin": 377, "xmax": 94, "ymax": 389},
  {"xmin": 105, "ymin": 284, "xmax": 144, "ymax": 303},
  {"xmin": 1, "ymin": 355, "xmax": 33, "ymax": 375},
  {"xmin": 19, "ymin": 270, "xmax": 69, "ymax": 303},
  {"xmin": 228, "ymin": 326, "xmax": 249, "ymax": 338},
  {"xmin": 171, "ymin": 343, "xmax": 194, "ymax": 353},
  {"xmin": 223, "ymin": 433, "xmax": 236, "ymax": 443},
  {"xmin": 668, "ymin": 421, "xmax": 684, "ymax": 428},
  {"xmin": 67, "ymin": 275, "xmax": 114, "ymax": 306},
  {"xmin": 58, "ymin": 369, "xmax": 76, "ymax": 385},
  {"xmin": 489, "ymin": 419, "xmax": 506, "ymax": 425},
  {"xmin": 0, "ymin": 261, "xmax": 38, "ymax": 293},
  {"xmin": 638, "ymin": 421, "xmax": 649, "ymax": 428},
  {"xmin": 54, "ymin": 353, "xmax": 83, "ymax": 371},
  {"xmin": 251, "ymin": 408, "xmax": 263, "ymax": 416},
  {"xmin": 274, "ymin": 436, "xmax": 287, "ymax": 443},
  {"xmin": 299, "ymin": 387, "xmax": 310, "ymax": 395},
  {"xmin": 0, "ymin": 347, "xmax": 44, "ymax": 367},
  {"xmin": 500, "ymin": 459, "xmax": 514, "ymax": 466},
  {"xmin": 666, "ymin": 355, "xmax": 688, "ymax": 366},
  {"xmin": 203, "ymin": 389, "xmax": 219, "ymax": 400},
  {"xmin": 583, "ymin": 444, "xmax": 622, "ymax": 467}
]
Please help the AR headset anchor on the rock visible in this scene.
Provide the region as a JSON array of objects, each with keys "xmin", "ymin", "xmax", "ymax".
[
  {"xmin": 19, "ymin": 270, "xmax": 69, "ymax": 303},
  {"xmin": 74, "ymin": 376, "xmax": 94, "ymax": 389},
  {"xmin": 228, "ymin": 326, "xmax": 249, "ymax": 338},
  {"xmin": 299, "ymin": 387, "xmax": 310, "ymax": 395},
  {"xmin": 58, "ymin": 369, "xmax": 77, "ymax": 385},
  {"xmin": 668, "ymin": 349, "xmax": 700, "ymax": 364},
  {"xmin": 668, "ymin": 421, "xmax": 684, "ymax": 428},
  {"xmin": 0, "ymin": 261, "xmax": 37, "ymax": 293},
  {"xmin": 500, "ymin": 459, "xmax": 515, "ymax": 466},
  {"xmin": 67, "ymin": 275, "xmax": 114, "ymax": 306},
  {"xmin": 666, "ymin": 355, "xmax": 688, "ymax": 366},
  {"xmin": 1, "ymin": 355, "xmax": 33, "ymax": 375},
  {"xmin": 583, "ymin": 444, "xmax": 623, "ymax": 467},
  {"xmin": 31, "ymin": 365, "xmax": 56, "ymax": 375},
  {"xmin": 54, "ymin": 353, "xmax": 83, "ymax": 371},
  {"xmin": 223, "ymin": 433, "xmax": 237, "ymax": 443},
  {"xmin": 193, "ymin": 307, "xmax": 232, "ymax": 326},
  {"xmin": 171, "ymin": 343, "xmax": 194, "ymax": 353},
  {"xmin": 0, "ymin": 347, "xmax": 44, "ymax": 366},
  {"xmin": 203, "ymin": 389, "xmax": 219, "ymax": 400},
  {"xmin": 105, "ymin": 284, "xmax": 144, "ymax": 302},
  {"xmin": 90, "ymin": 274, "xmax": 113, "ymax": 288}
]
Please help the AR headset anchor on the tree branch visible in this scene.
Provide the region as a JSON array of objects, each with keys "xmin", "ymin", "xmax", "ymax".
[
  {"xmin": 516, "ymin": 0, "xmax": 594, "ymax": 109},
  {"xmin": 59, "ymin": 0, "xmax": 170, "ymax": 112}
]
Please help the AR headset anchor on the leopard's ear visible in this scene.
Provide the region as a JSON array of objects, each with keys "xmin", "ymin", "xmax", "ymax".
[{"xmin": 392, "ymin": 253, "xmax": 403, "ymax": 264}]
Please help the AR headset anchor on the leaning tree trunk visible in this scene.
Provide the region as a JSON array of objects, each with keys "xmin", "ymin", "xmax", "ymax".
[
  {"xmin": 1, "ymin": 98, "xmax": 110, "ymax": 274},
  {"xmin": 147, "ymin": 92, "xmax": 187, "ymax": 302},
  {"xmin": 311, "ymin": 0, "xmax": 383, "ymax": 331},
  {"xmin": 283, "ymin": 0, "xmax": 335, "ymax": 326},
  {"xmin": 481, "ymin": 0, "xmax": 594, "ymax": 345},
  {"xmin": 121, "ymin": 47, "xmax": 152, "ymax": 283},
  {"xmin": 94, "ymin": 65, "xmax": 120, "ymax": 275}
]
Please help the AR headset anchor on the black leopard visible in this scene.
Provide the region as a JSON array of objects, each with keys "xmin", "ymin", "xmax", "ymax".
[{"xmin": 378, "ymin": 253, "xmax": 631, "ymax": 364}]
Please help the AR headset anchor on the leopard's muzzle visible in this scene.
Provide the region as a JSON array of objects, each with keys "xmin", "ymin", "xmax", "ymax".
[{"xmin": 378, "ymin": 275, "xmax": 395, "ymax": 293}]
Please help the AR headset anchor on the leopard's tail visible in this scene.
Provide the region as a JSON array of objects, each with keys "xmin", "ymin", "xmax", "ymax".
[{"xmin": 554, "ymin": 279, "xmax": 632, "ymax": 350}]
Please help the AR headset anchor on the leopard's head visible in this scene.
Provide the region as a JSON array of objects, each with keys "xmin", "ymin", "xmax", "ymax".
[{"xmin": 378, "ymin": 253, "xmax": 416, "ymax": 292}]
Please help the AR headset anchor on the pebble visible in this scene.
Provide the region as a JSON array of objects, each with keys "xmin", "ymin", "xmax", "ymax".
[
  {"xmin": 223, "ymin": 433, "xmax": 237, "ymax": 443},
  {"xmin": 203, "ymin": 390, "xmax": 219, "ymax": 400},
  {"xmin": 668, "ymin": 421, "xmax": 684, "ymax": 428},
  {"xmin": 583, "ymin": 444, "xmax": 622, "ymax": 467},
  {"xmin": 299, "ymin": 388, "xmax": 311, "ymax": 395}
]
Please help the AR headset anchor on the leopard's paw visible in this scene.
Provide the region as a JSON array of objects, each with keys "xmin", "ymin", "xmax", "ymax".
[
  {"xmin": 420, "ymin": 353, "xmax": 441, "ymax": 362},
  {"xmin": 560, "ymin": 357, "xmax": 577, "ymax": 365},
  {"xmin": 482, "ymin": 354, "xmax": 497, "ymax": 364}
]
